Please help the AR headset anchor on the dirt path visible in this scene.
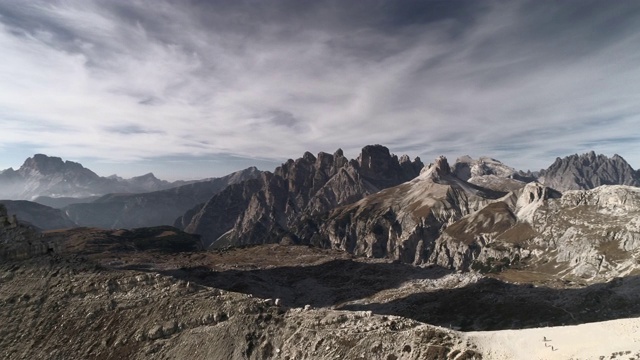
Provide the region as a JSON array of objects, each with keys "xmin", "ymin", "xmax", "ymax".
[{"xmin": 465, "ymin": 317, "xmax": 640, "ymax": 359}]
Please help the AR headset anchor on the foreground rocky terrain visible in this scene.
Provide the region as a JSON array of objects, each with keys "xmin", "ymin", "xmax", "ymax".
[
  {"xmin": 0, "ymin": 206, "xmax": 481, "ymax": 359},
  {"xmin": 3, "ymin": 234, "xmax": 640, "ymax": 359},
  {"xmin": 2, "ymin": 254, "xmax": 481, "ymax": 360}
]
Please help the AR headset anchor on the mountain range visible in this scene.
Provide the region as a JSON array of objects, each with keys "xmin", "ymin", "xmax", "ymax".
[
  {"xmin": 63, "ymin": 166, "xmax": 261, "ymax": 229},
  {"xmin": 0, "ymin": 154, "xmax": 197, "ymax": 200},
  {"xmin": 2, "ymin": 146, "xmax": 640, "ymax": 359},
  {"xmin": 178, "ymin": 145, "xmax": 424, "ymax": 248},
  {"xmin": 1, "ymin": 149, "xmax": 638, "ymax": 241}
]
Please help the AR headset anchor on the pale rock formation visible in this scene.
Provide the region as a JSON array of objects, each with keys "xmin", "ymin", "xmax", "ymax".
[{"xmin": 306, "ymin": 156, "xmax": 505, "ymax": 265}]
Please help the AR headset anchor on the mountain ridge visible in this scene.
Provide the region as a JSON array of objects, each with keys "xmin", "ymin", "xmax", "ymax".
[
  {"xmin": 180, "ymin": 145, "xmax": 424, "ymax": 248},
  {"xmin": 538, "ymin": 151, "xmax": 640, "ymax": 191},
  {"xmin": 0, "ymin": 154, "xmax": 201, "ymax": 200},
  {"xmin": 63, "ymin": 166, "xmax": 262, "ymax": 229}
]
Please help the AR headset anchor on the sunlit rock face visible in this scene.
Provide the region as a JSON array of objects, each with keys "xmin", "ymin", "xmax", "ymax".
[{"xmin": 298, "ymin": 155, "xmax": 640, "ymax": 281}]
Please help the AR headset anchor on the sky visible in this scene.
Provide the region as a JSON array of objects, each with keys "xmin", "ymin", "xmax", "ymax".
[{"xmin": 1, "ymin": 0, "xmax": 640, "ymax": 180}]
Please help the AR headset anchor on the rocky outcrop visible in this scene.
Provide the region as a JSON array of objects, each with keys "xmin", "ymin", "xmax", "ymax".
[
  {"xmin": 426, "ymin": 181, "xmax": 560, "ymax": 272},
  {"xmin": 0, "ymin": 200, "xmax": 76, "ymax": 230},
  {"xmin": 295, "ymin": 152, "xmax": 640, "ymax": 281},
  {"xmin": 538, "ymin": 151, "xmax": 639, "ymax": 191},
  {"xmin": 419, "ymin": 183, "xmax": 640, "ymax": 280},
  {"xmin": 298, "ymin": 156, "xmax": 506, "ymax": 265},
  {"xmin": 523, "ymin": 185, "xmax": 640, "ymax": 279},
  {"xmin": 181, "ymin": 145, "xmax": 424, "ymax": 248},
  {"xmin": 0, "ymin": 154, "xmax": 198, "ymax": 200},
  {"xmin": 452, "ymin": 155, "xmax": 518, "ymax": 181},
  {"xmin": 64, "ymin": 167, "xmax": 261, "ymax": 229},
  {"xmin": 452, "ymin": 155, "xmax": 533, "ymax": 192},
  {"xmin": 0, "ymin": 204, "xmax": 50, "ymax": 260}
]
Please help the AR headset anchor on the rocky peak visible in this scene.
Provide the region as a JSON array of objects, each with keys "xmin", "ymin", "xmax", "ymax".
[
  {"xmin": 510, "ymin": 181, "xmax": 562, "ymax": 223},
  {"xmin": 132, "ymin": 173, "xmax": 158, "ymax": 181},
  {"xmin": 18, "ymin": 154, "xmax": 99, "ymax": 179},
  {"xmin": 19, "ymin": 154, "xmax": 66, "ymax": 175},
  {"xmin": 302, "ymin": 151, "xmax": 316, "ymax": 163},
  {"xmin": 452, "ymin": 155, "xmax": 517, "ymax": 181},
  {"xmin": 420, "ymin": 156, "xmax": 453, "ymax": 181},
  {"xmin": 398, "ymin": 154, "xmax": 424, "ymax": 168},
  {"xmin": 354, "ymin": 145, "xmax": 423, "ymax": 188},
  {"xmin": 356, "ymin": 145, "xmax": 393, "ymax": 174},
  {"xmin": 433, "ymin": 156, "xmax": 451, "ymax": 177},
  {"xmin": 183, "ymin": 145, "xmax": 425, "ymax": 248},
  {"xmin": 539, "ymin": 152, "xmax": 639, "ymax": 191},
  {"xmin": 315, "ymin": 152, "xmax": 334, "ymax": 171},
  {"xmin": 332, "ymin": 148, "xmax": 348, "ymax": 168}
]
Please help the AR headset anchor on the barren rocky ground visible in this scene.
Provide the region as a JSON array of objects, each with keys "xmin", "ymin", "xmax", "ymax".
[
  {"xmin": 4, "ymin": 224, "xmax": 640, "ymax": 359},
  {"xmin": 1, "ymin": 227, "xmax": 483, "ymax": 360}
]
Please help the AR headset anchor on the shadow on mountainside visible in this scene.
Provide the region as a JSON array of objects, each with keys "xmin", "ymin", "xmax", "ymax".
[
  {"xmin": 152, "ymin": 255, "xmax": 640, "ymax": 332},
  {"xmin": 339, "ymin": 276, "xmax": 640, "ymax": 331},
  {"xmin": 44, "ymin": 231, "xmax": 640, "ymax": 333},
  {"xmin": 159, "ymin": 259, "xmax": 453, "ymax": 309}
]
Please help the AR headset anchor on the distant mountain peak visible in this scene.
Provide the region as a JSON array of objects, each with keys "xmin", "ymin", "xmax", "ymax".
[
  {"xmin": 540, "ymin": 151, "xmax": 639, "ymax": 191},
  {"xmin": 0, "ymin": 154, "xmax": 204, "ymax": 200},
  {"xmin": 434, "ymin": 156, "xmax": 451, "ymax": 176},
  {"xmin": 131, "ymin": 172, "xmax": 158, "ymax": 180},
  {"xmin": 21, "ymin": 154, "xmax": 64, "ymax": 172},
  {"xmin": 451, "ymin": 155, "xmax": 517, "ymax": 181}
]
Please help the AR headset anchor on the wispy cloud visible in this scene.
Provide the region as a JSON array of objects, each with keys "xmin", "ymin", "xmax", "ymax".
[{"xmin": 0, "ymin": 0, "xmax": 639, "ymax": 178}]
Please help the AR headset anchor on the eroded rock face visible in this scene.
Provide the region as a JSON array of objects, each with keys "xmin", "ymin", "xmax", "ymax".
[
  {"xmin": 295, "ymin": 154, "xmax": 640, "ymax": 281},
  {"xmin": 525, "ymin": 185, "xmax": 640, "ymax": 278},
  {"xmin": 452, "ymin": 155, "xmax": 518, "ymax": 181},
  {"xmin": 300, "ymin": 156, "xmax": 506, "ymax": 265},
  {"xmin": 538, "ymin": 152, "xmax": 640, "ymax": 191},
  {"xmin": 0, "ymin": 204, "xmax": 48, "ymax": 260},
  {"xmin": 426, "ymin": 184, "xmax": 640, "ymax": 279},
  {"xmin": 177, "ymin": 150, "xmax": 640, "ymax": 280},
  {"xmin": 182, "ymin": 145, "xmax": 424, "ymax": 248}
]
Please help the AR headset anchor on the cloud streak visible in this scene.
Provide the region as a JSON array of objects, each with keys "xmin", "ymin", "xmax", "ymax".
[{"xmin": 0, "ymin": 0, "xmax": 639, "ymax": 178}]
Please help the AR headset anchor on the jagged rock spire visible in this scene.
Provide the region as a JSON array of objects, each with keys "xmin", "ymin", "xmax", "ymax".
[{"xmin": 434, "ymin": 156, "xmax": 451, "ymax": 177}]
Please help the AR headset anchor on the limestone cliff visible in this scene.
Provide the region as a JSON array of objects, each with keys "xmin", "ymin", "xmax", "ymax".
[
  {"xmin": 181, "ymin": 145, "xmax": 424, "ymax": 248},
  {"xmin": 299, "ymin": 156, "xmax": 506, "ymax": 264},
  {"xmin": 299, "ymin": 156, "xmax": 640, "ymax": 281}
]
